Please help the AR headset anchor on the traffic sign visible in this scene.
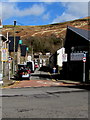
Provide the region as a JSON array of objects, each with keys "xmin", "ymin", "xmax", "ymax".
[
  {"xmin": 83, "ymin": 57, "xmax": 86, "ymax": 62},
  {"xmin": 62, "ymin": 54, "xmax": 67, "ymax": 62}
]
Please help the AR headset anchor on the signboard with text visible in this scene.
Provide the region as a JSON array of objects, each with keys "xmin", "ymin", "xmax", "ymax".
[
  {"xmin": 1, "ymin": 48, "xmax": 8, "ymax": 62},
  {"xmin": 70, "ymin": 53, "xmax": 84, "ymax": 61},
  {"xmin": 62, "ymin": 54, "xmax": 67, "ymax": 62}
]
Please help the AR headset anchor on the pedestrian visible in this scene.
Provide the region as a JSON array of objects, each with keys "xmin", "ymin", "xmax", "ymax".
[{"xmin": 53, "ymin": 67, "xmax": 56, "ymax": 74}]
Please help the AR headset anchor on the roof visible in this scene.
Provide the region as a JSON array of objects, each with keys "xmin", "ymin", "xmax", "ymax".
[
  {"xmin": 20, "ymin": 45, "xmax": 27, "ymax": 56},
  {"xmin": 9, "ymin": 36, "xmax": 20, "ymax": 52},
  {"xmin": 67, "ymin": 26, "xmax": 90, "ymax": 41}
]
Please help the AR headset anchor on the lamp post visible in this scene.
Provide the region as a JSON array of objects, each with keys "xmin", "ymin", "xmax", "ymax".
[{"xmin": 13, "ymin": 20, "xmax": 16, "ymax": 74}]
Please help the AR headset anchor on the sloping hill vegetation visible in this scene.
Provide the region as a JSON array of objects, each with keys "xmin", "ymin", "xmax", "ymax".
[{"xmin": 2, "ymin": 17, "xmax": 89, "ymax": 54}]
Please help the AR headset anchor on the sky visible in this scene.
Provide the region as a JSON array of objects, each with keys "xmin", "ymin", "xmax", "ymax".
[{"xmin": 0, "ymin": 1, "xmax": 89, "ymax": 26}]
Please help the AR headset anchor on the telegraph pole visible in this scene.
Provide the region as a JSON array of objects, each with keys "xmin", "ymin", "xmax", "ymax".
[
  {"xmin": 32, "ymin": 46, "xmax": 33, "ymax": 60},
  {"xmin": 13, "ymin": 20, "xmax": 16, "ymax": 74}
]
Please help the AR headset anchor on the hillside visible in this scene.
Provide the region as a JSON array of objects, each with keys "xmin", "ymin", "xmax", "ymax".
[{"xmin": 2, "ymin": 17, "xmax": 89, "ymax": 54}]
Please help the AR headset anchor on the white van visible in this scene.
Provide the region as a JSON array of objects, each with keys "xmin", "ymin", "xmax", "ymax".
[{"xmin": 26, "ymin": 61, "xmax": 35, "ymax": 73}]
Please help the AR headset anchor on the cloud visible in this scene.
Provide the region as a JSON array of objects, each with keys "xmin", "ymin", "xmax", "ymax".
[
  {"xmin": 52, "ymin": 13, "xmax": 78, "ymax": 23},
  {"xmin": 15, "ymin": 4, "xmax": 45, "ymax": 17},
  {"xmin": 1, "ymin": 3, "xmax": 45, "ymax": 20},
  {"xmin": 52, "ymin": 2, "xmax": 88, "ymax": 23},
  {"xmin": 42, "ymin": 13, "xmax": 50, "ymax": 20},
  {"xmin": 0, "ymin": 3, "xmax": 2, "ymax": 19}
]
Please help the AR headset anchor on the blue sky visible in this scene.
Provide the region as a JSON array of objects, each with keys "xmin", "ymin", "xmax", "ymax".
[{"xmin": 0, "ymin": 2, "xmax": 88, "ymax": 26}]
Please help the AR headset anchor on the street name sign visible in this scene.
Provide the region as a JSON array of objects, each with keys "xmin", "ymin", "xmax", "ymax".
[{"xmin": 70, "ymin": 53, "xmax": 84, "ymax": 61}]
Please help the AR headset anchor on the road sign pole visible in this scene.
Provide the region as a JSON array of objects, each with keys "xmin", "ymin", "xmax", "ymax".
[
  {"xmin": 83, "ymin": 53, "xmax": 86, "ymax": 82},
  {"xmin": 83, "ymin": 62, "xmax": 85, "ymax": 82},
  {"xmin": 9, "ymin": 62, "xmax": 10, "ymax": 80}
]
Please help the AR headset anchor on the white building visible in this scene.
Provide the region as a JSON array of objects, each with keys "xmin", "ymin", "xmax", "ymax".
[{"xmin": 57, "ymin": 47, "xmax": 65, "ymax": 67}]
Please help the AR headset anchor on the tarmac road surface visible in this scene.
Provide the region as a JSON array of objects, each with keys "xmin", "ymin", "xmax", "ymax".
[
  {"xmin": 1, "ymin": 68, "xmax": 89, "ymax": 119},
  {"xmin": 1, "ymin": 87, "xmax": 88, "ymax": 119}
]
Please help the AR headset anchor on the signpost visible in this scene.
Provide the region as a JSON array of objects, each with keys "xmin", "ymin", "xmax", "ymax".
[
  {"xmin": 83, "ymin": 53, "xmax": 86, "ymax": 82},
  {"xmin": 8, "ymin": 57, "xmax": 12, "ymax": 80},
  {"xmin": 70, "ymin": 52, "xmax": 87, "ymax": 82}
]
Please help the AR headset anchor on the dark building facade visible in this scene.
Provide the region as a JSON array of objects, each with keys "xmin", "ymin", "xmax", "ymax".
[
  {"xmin": 49, "ymin": 52, "xmax": 58, "ymax": 73},
  {"xmin": 9, "ymin": 36, "xmax": 20, "ymax": 52},
  {"xmin": 20, "ymin": 45, "xmax": 27, "ymax": 57},
  {"xmin": 62, "ymin": 26, "xmax": 90, "ymax": 82}
]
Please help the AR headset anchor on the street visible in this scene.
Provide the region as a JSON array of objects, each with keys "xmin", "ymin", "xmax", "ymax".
[
  {"xmin": 2, "ymin": 87, "xmax": 88, "ymax": 118},
  {"xmin": 3, "ymin": 68, "xmax": 81, "ymax": 89},
  {"xmin": 1, "ymin": 68, "xmax": 88, "ymax": 119},
  {"xmin": 0, "ymin": 3, "xmax": 90, "ymax": 120}
]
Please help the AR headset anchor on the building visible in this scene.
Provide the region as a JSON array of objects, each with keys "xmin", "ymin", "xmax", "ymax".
[
  {"xmin": 17, "ymin": 44, "xmax": 28, "ymax": 64},
  {"xmin": 49, "ymin": 52, "xmax": 58, "ymax": 73},
  {"xmin": 9, "ymin": 36, "xmax": 20, "ymax": 73},
  {"xmin": 62, "ymin": 26, "xmax": 90, "ymax": 82},
  {"xmin": 9, "ymin": 36, "xmax": 28, "ymax": 73},
  {"xmin": 49, "ymin": 47, "xmax": 66, "ymax": 73},
  {"xmin": 0, "ymin": 20, "xmax": 9, "ymax": 81},
  {"xmin": 57, "ymin": 47, "xmax": 65, "ymax": 67}
]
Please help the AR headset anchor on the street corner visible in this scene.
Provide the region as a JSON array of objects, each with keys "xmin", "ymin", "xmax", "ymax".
[
  {"xmin": 2, "ymin": 80, "xmax": 20, "ymax": 89},
  {"xmin": 1, "ymin": 79, "xmax": 80, "ymax": 89}
]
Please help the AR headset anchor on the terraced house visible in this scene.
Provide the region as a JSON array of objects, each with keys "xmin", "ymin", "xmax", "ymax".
[
  {"xmin": 9, "ymin": 36, "xmax": 28, "ymax": 74},
  {"xmin": 0, "ymin": 20, "xmax": 9, "ymax": 81}
]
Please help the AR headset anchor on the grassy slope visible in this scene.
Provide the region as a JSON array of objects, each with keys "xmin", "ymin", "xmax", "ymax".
[{"xmin": 2, "ymin": 17, "xmax": 89, "ymax": 54}]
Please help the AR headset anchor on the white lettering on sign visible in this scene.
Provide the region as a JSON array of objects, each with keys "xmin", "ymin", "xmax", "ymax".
[{"xmin": 70, "ymin": 53, "xmax": 84, "ymax": 61}]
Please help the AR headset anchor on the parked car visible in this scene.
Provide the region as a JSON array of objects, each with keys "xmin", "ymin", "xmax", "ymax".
[
  {"xmin": 34, "ymin": 64, "xmax": 39, "ymax": 69},
  {"xmin": 15, "ymin": 64, "xmax": 31, "ymax": 80}
]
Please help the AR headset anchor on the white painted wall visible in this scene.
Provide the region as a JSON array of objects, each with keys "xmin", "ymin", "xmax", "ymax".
[
  {"xmin": 27, "ymin": 55, "xmax": 31, "ymax": 61},
  {"xmin": 57, "ymin": 47, "xmax": 65, "ymax": 67}
]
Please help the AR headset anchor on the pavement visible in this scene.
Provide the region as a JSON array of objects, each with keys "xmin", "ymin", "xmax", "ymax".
[
  {"xmin": 2, "ymin": 77, "xmax": 90, "ymax": 90},
  {"xmin": 1, "ymin": 70, "xmax": 90, "ymax": 90}
]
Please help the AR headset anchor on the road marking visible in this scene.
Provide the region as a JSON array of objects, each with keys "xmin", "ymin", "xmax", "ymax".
[
  {"xmin": 52, "ymin": 79, "xmax": 56, "ymax": 81},
  {"xmin": 15, "ymin": 81, "xmax": 20, "ymax": 83},
  {"xmin": 48, "ymin": 72, "xmax": 56, "ymax": 82},
  {"xmin": 48, "ymin": 72, "xmax": 51, "ymax": 75}
]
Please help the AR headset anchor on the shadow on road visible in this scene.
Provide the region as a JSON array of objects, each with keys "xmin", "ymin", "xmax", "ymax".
[
  {"xmin": 67, "ymin": 84, "xmax": 90, "ymax": 90},
  {"xmin": 39, "ymin": 66, "xmax": 51, "ymax": 72}
]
